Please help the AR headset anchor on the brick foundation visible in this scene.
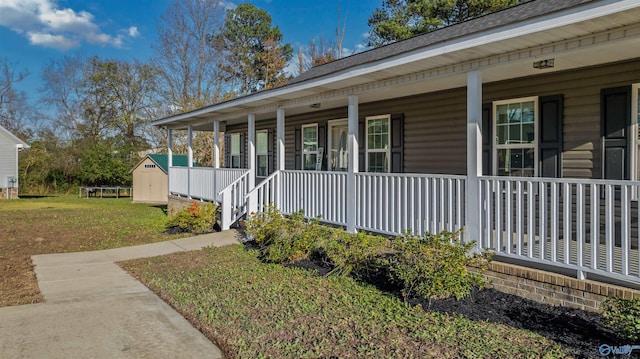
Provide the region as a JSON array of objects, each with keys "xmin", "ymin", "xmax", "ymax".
[
  {"xmin": 167, "ymin": 195, "xmax": 218, "ymax": 216},
  {"xmin": 0, "ymin": 187, "xmax": 18, "ymax": 200},
  {"xmin": 474, "ymin": 262, "xmax": 640, "ymax": 312}
]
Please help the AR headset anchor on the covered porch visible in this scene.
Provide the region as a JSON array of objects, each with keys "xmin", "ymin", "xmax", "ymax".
[{"xmin": 157, "ymin": 0, "xmax": 640, "ymax": 286}]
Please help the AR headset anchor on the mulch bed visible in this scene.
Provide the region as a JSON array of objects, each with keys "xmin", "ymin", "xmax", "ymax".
[{"xmin": 273, "ymin": 244, "xmax": 632, "ymax": 359}]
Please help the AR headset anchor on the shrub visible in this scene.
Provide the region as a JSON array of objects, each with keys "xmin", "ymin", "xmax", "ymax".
[
  {"xmin": 323, "ymin": 231, "xmax": 388, "ymax": 277},
  {"xmin": 602, "ymin": 297, "xmax": 640, "ymax": 340},
  {"xmin": 166, "ymin": 201, "xmax": 219, "ymax": 234},
  {"xmin": 246, "ymin": 206, "xmax": 330, "ymax": 263},
  {"xmin": 386, "ymin": 231, "xmax": 492, "ymax": 304}
]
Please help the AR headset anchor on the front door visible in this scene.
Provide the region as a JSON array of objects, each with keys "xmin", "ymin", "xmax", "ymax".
[{"xmin": 328, "ymin": 120, "xmax": 348, "ymax": 172}]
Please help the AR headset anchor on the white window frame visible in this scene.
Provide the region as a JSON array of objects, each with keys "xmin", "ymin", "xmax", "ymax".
[
  {"xmin": 230, "ymin": 133, "xmax": 241, "ymax": 169},
  {"xmin": 365, "ymin": 114, "xmax": 391, "ymax": 173},
  {"xmin": 492, "ymin": 96, "xmax": 539, "ymax": 177},
  {"xmin": 256, "ymin": 130, "xmax": 268, "ymax": 177},
  {"xmin": 301, "ymin": 123, "xmax": 318, "ymax": 170}
]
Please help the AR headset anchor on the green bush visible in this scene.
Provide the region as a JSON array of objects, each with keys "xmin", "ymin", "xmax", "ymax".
[
  {"xmin": 602, "ymin": 297, "xmax": 640, "ymax": 339},
  {"xmin": 246, "ymin": 206, "xmax": 331, "ymax": 263},
  {"xmin": 386, "ymin": 231, "xmax": 492, "ymax": 304},
  {"xmin": 323, "ymin": 231, "xmax": 388, "ymax": 277},
  {"xmin": 166, "ymin": 201, "xmax": 219, "ymax": 234}
]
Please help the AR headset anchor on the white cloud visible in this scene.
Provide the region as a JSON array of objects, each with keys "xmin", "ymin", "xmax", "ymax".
[
  {"xmin": 0, "ymin": 0, "xmax": 139, "ymax": 50},
  {"xmin": 128, "ymin": 26, "xmax": 139, "ymax": 38},
  {"xmin": 27, "ymin": 31, "xmax": 78, "ymax": 49}
]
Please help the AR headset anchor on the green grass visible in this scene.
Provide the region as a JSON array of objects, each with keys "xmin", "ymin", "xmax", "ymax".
[
  {"xmin": 0, "ymin": 195, "xmax": 183, "ymax": 251},
  {"xmin": 122, "ymin": 245, "xmax": 567, "ymax": 358}
]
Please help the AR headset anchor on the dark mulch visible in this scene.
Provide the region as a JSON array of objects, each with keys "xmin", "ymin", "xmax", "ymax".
[{"xmin": 424, "ymin": 288, "xmax": 631, "ymax": 359}]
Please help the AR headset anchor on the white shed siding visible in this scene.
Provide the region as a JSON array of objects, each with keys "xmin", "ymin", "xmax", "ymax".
[{"xmin": 0, "ymin": 137, "xmax": 18, "ymax": 189}]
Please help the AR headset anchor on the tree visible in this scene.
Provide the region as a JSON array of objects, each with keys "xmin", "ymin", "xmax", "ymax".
[
  {"xmin": 214, "ymin": 4, "xmax": 292, "ymax": 95},
  {"xmin": 367, "ymin": 0, "xmax": 526, "ymax": 47},
  {"xmin": 0, "ymin": 58, "xmax": 34, "ymax": 139},
  {"xmin": 153, "ymin": 0, "xmax": 226, "ymax": 112},
  {"xmin": 86, "ymin": 57, "xmax": 159, "ymax": 148}
]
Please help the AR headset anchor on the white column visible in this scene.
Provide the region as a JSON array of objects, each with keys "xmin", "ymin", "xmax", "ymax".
[
  {"xmin": 167, "ymin": 129, "xmax": 173, "ymax": 196},
  {"xmin": 277, "ymin": 108, "xmax": 285, "ymax": 171},
  {"xmin": 248, "ymin": 114, "xmax": 256, "ymax": 189},
  {"xmin": 247, "ymin": 114, "xmax": 257, "ymax": 214},
  {"xmin": 187, "ymin": 125, "xmax": 193, "ymax": 199},
  {"xmin": 347, "ymin": 95, "xmax": 359, "ymax": 233},
  {"xmin": 213, "ymin": 121, "xmax": 220, "ymax": 169},
  {"xmin": 466, "ymin": 70, "xmax": 483, "ymax": 245}
]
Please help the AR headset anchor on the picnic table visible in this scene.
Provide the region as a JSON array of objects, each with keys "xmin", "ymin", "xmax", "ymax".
[{"xmin": 78, "ymin": 186, "xmax": 131, "ymax": 198}]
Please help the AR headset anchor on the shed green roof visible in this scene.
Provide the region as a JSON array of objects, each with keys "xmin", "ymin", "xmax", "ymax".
[{"xmin": 147, "ymin": 154, "xmax": 190, "ymax": 173}]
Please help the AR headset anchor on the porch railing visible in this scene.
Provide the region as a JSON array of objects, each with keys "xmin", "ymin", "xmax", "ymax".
[
  {"xmin": 220, "ymin": 171, "xmax": 251, "ymax": 230},
  {"xmin": 247, "ymin": 170, "xmax": 466, "ymax": 237},
  {"xmin": 169, "ymin": 167, "xmax": 248, "ymax": 202},
  {"xmin": 479, "ymin": 176, "xmax": 640, "ymax": 283}
]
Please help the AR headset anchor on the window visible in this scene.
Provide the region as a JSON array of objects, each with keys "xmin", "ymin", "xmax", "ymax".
[
  {"xmin": 366, "ymin": 115, "xmax": 391, "ymax": 173},
  {"xmin": 302, "ymin": 124, "xmax": 318, "ymax": 170},
  {"xmin": 230, "ymin": 133, "xmax": 241, "ymax": 168},
  {"xmin": 493, "ymin": 97, "xmax": 538, "ymax": 177},
  {"xmin": 256, "ymin": 130, "xmax": 268, "ymax": 177}
]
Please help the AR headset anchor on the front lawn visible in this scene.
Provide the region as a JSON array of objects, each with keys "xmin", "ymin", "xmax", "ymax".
[
  {"xmin": 0, "ymin": 195, "xmax": 186, "ymax": 306},
  {"xmin": 121, "ymin": 244, "xmax": 566, "ymax": 358}
]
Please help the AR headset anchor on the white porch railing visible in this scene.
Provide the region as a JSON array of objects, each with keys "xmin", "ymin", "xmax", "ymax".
[
  {"xmin": 356, "ymin": 173, "xmax": 466, "ymax": 237},
  {"xmin": 169, "ymin": 167, "xmax": 247, "ymax": 202},
  {"xmin": 479, "ymin": 176, "xmax": 640, "ymax": 283},
  {"xmin": 220, "ymin": 171, "xmax": 251, "ymax": 230},
  {"xmin": 168, "ymin": 167, "xmax": 189, "ymax": 197},
  {"xmin": 246, "ymin": 171, "xmax": 466, "ymax": 237}
]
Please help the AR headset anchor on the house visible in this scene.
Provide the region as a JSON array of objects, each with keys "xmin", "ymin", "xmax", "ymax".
[
  {"xmin": 0, "ymin": 125, "xmax": 29, "ymax": 199},
  {"xmin": 153, "ymin": 0, "xmax": 640, "ymax": 309},
  {"xmin": 130, "ymin": 154, "xmax": 190, "ymax": 204}
]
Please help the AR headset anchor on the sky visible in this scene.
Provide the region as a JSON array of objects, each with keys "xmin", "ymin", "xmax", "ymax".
[{"xmin": 0, "ymin": 0, "xmax": 380, "ymax": 105}]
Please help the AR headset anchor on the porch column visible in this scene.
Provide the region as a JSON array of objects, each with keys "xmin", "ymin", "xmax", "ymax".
[
  {"xmin": 187, "ymin": 125, "xmax": 193, "ymax": 167},
  {"xmin": 347, "ymin": 95, "xmax": 359, "ymax": 233},
  {"xmin": 187, "ymin": 125, "xmax": 193, "ymax": 199},
  {"xmin": 277, "ymin": 108, "xmax": 285, "ymax": 171},
  {"xmin": 248, "ymin": 114, "xmax": 256, "ymax": 186},
  {"xmin": 466, "ymin": 70, "xmax": 483, "ymax": 245},
  {"xmin": 247, "ymin": 115, "xmax": 257, "ymax": 214},
  {"xmin": 213, "ymin": 121, "xmax": 220, "ymax": 169},
  {"xmin": 167, "ymin": 129, "xmax": 173, "ymax": 196}
]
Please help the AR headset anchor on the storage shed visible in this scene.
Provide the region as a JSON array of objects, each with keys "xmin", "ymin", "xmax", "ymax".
[
  {"xmin": 130, "ymin": 154, "xmax": 189, "ymax": 204},
  {"xmin": 0, "ymin": 125, "xmax": 29, "ymax": 200}
]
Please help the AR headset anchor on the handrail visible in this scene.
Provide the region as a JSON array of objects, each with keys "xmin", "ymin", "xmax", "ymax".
[
  {"xmin": 217, "ymin": 170, "xmax": 251, "ymax": 197},
  {"xmin": 245, "ymin": 170, "xmax": 280, "ymax": 200}
]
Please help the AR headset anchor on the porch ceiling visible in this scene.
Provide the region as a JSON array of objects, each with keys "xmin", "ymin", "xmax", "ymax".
[{"xmin": 158, "ymin": 1, "xmax": 640, "ymax": 131}]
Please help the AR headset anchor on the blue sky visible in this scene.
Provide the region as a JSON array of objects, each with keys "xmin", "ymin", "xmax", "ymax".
[{"xmin": 0, "ymin": 0, "xmax": 380, "ymax": 104}]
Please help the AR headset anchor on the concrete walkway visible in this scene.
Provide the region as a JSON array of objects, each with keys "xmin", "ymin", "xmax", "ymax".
[{"xmin": 0, "ymin": 230, "xmax": 243, "ymax": 359}]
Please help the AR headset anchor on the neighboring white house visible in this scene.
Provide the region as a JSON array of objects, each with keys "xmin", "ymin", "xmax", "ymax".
[{"xmin": 0, "ymin": 125, "xmax": 29, "ymax": 199}]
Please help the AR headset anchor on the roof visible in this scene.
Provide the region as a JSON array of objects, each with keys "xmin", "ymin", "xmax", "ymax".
[
  {"xmin": 0, "ymin": 124, "xmax": 30, "ymax": 148},
  {"xmin": 153, "ymin": 0, "xmax": 638, "ymax": 129},
  {"xmin": 131, "ymin": 154, "xmax": 191, "ymax": 174},
  {"xmin": 289, "ymin": 0, "xmax": 593, "ymax": 85}
]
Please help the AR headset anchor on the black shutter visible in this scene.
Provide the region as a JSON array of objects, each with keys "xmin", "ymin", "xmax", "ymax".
[
  {"xmin": 358, "ymin": 120, "xmax": 365, "ymax": 172},
  {"xmin": 538, "ymin": 95, "xmax": 564, "ymax": 178},
  {"xmin": 224, "ymin": 133, "xmax": 230, "ymax": 168},
  {"xmin": 482, "ymin": 103, "xmax": 492, "ymax": 175},
  {"xmin": 267, "ymin": 129, "xmax": 274, "ymax": 174},
  {"xmin": 390, "ymin": 114, "xmax": 404, "ymax": 173},
  {"xmin": 240, "ymin": 133, "xmax": 246, "ymax": 169},
  {"xmin": 294, "ymin": 126, "xmax": 302, "ymax": 170},
  {"xmin": 318, "ymin": 122, "xmax": 327, "ymax": 171},
  {"xmin": 601, "ymin": 86, "xmax": 631, "ymax": 180}
]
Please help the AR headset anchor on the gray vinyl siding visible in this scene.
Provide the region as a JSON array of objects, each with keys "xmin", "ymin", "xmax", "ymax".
[
  {"xmin": 484, "ymin": 59, "xmax": 640, "ymax": 179},
  {"xmin": 224, "ymin": 59, "xmax": 640, "ymax": 179}
]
